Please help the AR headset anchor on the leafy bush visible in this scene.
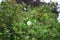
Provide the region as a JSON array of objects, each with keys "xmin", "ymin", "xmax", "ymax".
[{"xmin": 0, "ymin": 1, "xmax": 60, "ymax": 40}]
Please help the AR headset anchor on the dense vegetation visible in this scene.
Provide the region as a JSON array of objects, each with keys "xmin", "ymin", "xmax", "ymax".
[{"xmin": 0, "ymin": 1, "xmax": 60, "ymax": 40}]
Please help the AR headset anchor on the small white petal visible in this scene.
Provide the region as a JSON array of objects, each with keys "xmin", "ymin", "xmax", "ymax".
[
  {"xmin": 27, "ymin": 21, "xmax": 32, "ymax": 26},
  {"xmin": 24, "ymin": 7, "xmax": 27, "ymax": 11}
]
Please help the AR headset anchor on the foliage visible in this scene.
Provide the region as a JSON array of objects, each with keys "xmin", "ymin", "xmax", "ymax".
[{"xmin": 0, "ymin": 1, "xmax": 60, "ymax": 40}]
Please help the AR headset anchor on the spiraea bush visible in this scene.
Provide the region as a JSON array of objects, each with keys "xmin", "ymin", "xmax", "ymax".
[{"xmin": 0, "ymin": 1, "xmax": 60, "ymax": 40}]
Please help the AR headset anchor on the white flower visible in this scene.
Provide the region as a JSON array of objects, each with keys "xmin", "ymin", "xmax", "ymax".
[
  {"xmin": 27, "ymin": 21, "xmax": 32, "ymax": 26},
  {"xmin": 23, "ymin": 7, "xmax": 27, "ymax": 11}
]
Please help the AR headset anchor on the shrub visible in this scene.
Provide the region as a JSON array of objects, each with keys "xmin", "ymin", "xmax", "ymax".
[{"xmin": 0, "ymin": 1, "xmax": 60, "ymax": 40}]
